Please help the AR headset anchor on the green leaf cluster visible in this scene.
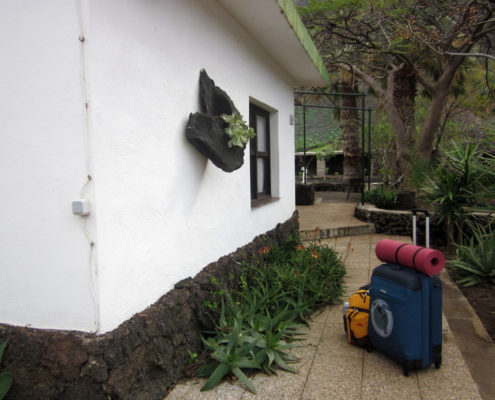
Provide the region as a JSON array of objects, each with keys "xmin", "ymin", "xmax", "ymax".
[
  {"xmin": 449, "ymin": 221, "xmax": 495, "ymax": 288},
  {"xmin": 221, "ymin": 113, "xmax": 255, "ymax": 149},
  {"xmin": 197, "ymin": 241, "xmax": 346, "ymax": 392},
  {"xmin": 0, "ymin": 340, "xmax": 12, "ymax": 400},
  {"xmin": 364, "ymin": 186, "xmax": 398, "ymax": 209},
  {"xmin": 421, "ymin": 141, "xmax": 495, "ymax": 244}
]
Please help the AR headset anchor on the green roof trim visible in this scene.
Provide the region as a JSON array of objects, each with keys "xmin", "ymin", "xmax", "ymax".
[{"xmin": 277, "ymin": 0, "xmax": 330, "ymax": 85}]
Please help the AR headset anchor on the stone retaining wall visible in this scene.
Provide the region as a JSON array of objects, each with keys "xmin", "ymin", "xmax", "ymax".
[
  {"xmin": 355, "ymin": 203, "xmax": 418, "ymax": 236},
  {"xmin": 0, "ymin": 212, "xmax": 299, "ymax": 400},
  {"xmin": 354, "ymin": 203, "xmax": 441, "ymax": 246},
  {"xmin": 355, "ymin": 204, "xmax": 494, "ymax": 247}
]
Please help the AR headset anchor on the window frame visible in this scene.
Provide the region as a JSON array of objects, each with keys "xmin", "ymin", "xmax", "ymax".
[{"xmin": 249, "ymin": 103, "xmax": 271, "ymax": 202}]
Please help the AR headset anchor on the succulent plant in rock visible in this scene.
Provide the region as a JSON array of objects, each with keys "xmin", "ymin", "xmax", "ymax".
[{"xmin": 221, "ymin": 113, "xmax": 255, "ymax": 149}]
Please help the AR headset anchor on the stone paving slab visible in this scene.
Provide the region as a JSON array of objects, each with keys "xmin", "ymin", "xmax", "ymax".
[
  {"xmin": 166, "ymin": 234, "xmax": 483, "ymax": 400},
  {"xmin": 297, "ymin": 202, "xmax": 367, "ymax": 231}
]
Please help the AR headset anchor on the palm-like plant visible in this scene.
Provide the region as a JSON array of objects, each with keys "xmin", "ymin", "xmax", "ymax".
[
  {"xmin": 421, "ymin": 141, "xmax": 495, "ymax": 245},
  {"xmin": 449, "ymin": 222, "xmax": 495, "ymax": 287}
]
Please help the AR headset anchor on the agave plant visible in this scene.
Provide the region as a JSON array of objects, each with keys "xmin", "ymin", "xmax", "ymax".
[
  {"xmin": 247, "ymin": 324, "xmax": 300, "ymax": 375},
  {"xmin": 198, "ymin": 320, "xmax": 261, "ymax": 393},
  {"xmin": 421, "ymin": 141, "xmax": 495, "ymax": 245},
  {"xmin": 449, "ymin": 222, "xmax": 495, "ymax": 288}
]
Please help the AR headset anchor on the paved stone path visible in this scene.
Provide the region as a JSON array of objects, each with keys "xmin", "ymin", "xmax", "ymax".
[{"xmin": 167, "ymin": 233, "xmax": 482, "ymax": 400}]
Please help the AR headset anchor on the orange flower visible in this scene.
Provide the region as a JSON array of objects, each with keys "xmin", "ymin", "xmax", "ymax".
[
  {"xmin": 258, "ymin": 246, "xmax": 270, "ymax": 254},
  {"xmin": 310, "ymin": 249, "xmax": 319, "ymax": 259},
  {"xmin": 296, "ymin": 244, "xmax": 305, "ymax": 251}
]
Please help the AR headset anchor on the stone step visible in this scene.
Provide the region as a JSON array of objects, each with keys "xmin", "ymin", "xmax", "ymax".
[{"xmin": 300, "ymin": 223, "xmax": 375, "ymax": 241}]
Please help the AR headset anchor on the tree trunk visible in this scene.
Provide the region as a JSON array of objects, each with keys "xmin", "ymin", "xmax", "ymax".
[
  {"xmin": 336, "ymin": 63, "xmax": 414, "ymax": 181},
  {"xmin": 392, "ymin": 64, "xmax": 416, "ymax": 174},
  {"xmin": 381, "ymin": 64, "xmax": 417, "ymax": 182},
  {"xmin": 416, "ymin": 92, "xmax": 448, "ymax": 159},
  {"xmin": 341, "ymin": 79, "xmax": 362, "ymax": 190},
  {"xmin": 417, "ymin": 56, "xmax": 466, "ymax": 160}
]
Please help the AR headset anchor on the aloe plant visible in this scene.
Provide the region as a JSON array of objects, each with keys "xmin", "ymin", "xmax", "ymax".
[
  {"xmin": 198, "ymin": 321, "xmax": 261, "ymax": 393},
  {"xmin": 198, "ymin": 240, "xmax": 346, "ymax": 392},
  {"xmin": 0, "ymin": 340, "xmax": 12, "ymax": 400}
]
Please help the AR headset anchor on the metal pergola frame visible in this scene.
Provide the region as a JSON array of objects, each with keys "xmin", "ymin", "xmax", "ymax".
[{"xmin": 294, "ymin": 90, "xmax": 373, "ymax": 204}]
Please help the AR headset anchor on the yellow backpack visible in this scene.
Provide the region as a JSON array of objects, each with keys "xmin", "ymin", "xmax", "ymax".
[{"xmin": 343, "ymin": 287, "xmax": 370, "ymax": 347}]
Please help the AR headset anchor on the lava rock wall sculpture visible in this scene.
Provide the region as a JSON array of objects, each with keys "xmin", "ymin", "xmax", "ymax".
[{"xmin": 186, "ymin": 70, "xmax": 245, "ymax": 172}]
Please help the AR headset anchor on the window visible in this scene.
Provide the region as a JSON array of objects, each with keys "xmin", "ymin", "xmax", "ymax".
[{"xmin": 249, "ymin": 103, "xmax": 271, "ymax": 202}]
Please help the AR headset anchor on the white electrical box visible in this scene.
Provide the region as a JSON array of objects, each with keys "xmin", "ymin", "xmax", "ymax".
[{"xmin": 72, "ymin": 199, "xmax": 90, "ymax": 216}]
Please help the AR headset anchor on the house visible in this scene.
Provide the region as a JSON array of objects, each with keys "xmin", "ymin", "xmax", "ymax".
[{"xmin": 0, "ymin": 0, "xmax": 328, "ymax": 398}]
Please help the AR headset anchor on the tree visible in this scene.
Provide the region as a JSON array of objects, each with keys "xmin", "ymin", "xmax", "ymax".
[
  {"xmin": 299, "ymin": 0, "xmax": 495, "ymax": 179},
  {"xmin": 339, "ymin": 71, "xmax": 362, "ymax": 187}
]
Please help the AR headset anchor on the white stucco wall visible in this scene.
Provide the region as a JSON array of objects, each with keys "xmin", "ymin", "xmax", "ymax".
[
  {"xmin": 0, "ymin": 0, "xmax": 306, "ymax": 333},
  {"xmin": 87, "ymin": 0, "xmax": 298, "ymax": 332},
  {"xmin": 0, "ymin": 1, "xmax": 97, "ymax": 331}
]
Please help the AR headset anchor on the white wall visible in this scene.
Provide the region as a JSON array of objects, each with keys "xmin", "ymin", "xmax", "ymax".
[
  {"xmin": 86, "ymin": 0, "xmax": 297, "ymax": 332},
  {"xmin": 0, "ymin": 1, "xmax": 97, "ymax": 331},
  {"xmin": 0, "ymin": 0, "xmax": 299, "ymax": 333}
]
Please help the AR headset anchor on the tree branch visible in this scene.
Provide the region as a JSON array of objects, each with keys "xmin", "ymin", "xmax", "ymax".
[
  {"xmin": 334, "ymin": 63, "xmax": 386, "ymax": 98},
  {"xmin": 445, "ymin": 51, "xmax": 495, "ymax": 60},
  {"xmin": 415, "ymin": 72, "xmax": 436, "ymax": 96}
]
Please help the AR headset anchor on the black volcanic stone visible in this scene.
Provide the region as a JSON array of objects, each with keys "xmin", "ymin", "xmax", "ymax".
[
  {"xmin": 296, "ymin": 183, "xmax": 315, "ymax": 205},
  {"xmin": 199, "ymin": 69, "xmax": 238, "ymax": 117},
  {"xmin": 186, "ymin": 70, "xmax": 245, "ymax": 172},
  {"xmin": 186, "ymin": 112, "xmax": 245, "ymax": 172}
]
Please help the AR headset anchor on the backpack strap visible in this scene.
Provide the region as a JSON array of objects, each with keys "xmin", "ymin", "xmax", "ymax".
[
  {"xmin": 346, "ymin": 311, "xmax": 355, "ymax": 344},
  {"xmin": 351, "ymin": 307, "xmax": 369, "ymax": 313},
  {"xmin": 394, "ymin": 243, "xmax": 408, "ymax": 264},
  {"xmin": 412, "ymin": 247, "xmax": 425, "ymax": 271}
]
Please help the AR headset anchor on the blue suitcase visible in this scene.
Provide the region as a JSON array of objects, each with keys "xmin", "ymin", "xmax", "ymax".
[{"xmin": 368, "ymin": 263, "xmax": 442, "ymax": 376}]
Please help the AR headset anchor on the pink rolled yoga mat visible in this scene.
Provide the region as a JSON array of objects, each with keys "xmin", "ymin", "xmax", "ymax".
[{"xmin": 375, "ymin": 239, "xmax": 445, "ymax": 277}]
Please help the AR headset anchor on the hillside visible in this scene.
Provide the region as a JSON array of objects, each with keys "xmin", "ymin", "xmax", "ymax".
[{"xmin": 294, "ymin": 105, "xmax": 343, "ymax": 153}]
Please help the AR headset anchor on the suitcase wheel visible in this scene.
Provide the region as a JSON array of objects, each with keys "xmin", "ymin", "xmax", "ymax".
[
  {"xmin": 366, "ymin": 342, "xmax": 373, "ymax": 353},
  {"xmin": 435, "ymin": 360, "xmax": 442, "ymax": 369}
]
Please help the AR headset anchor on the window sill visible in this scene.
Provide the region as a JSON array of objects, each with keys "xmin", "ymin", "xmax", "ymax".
[{"xmin": 251, "ymin": 196, "xmax": 280, "ymax": 209}]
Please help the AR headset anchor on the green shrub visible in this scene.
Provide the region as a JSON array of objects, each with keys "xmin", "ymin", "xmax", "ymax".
[
  {"xmin": 197, "ymin": 241, "xmax": 346, "ymax": 392},
  {"xmin": 421, "ymin": 141, "xmax": 495, "ymax": 245},
  {"xmin": 448, "ymin": 222, "xmax": 495, "ymax": 288},
  {"xmin": 364, "ymin": 186, "xmax": 397, "ymax": 209},
  {"xmin": 0, "ymin": 340, "xmax": 12, "ymax": 400}
]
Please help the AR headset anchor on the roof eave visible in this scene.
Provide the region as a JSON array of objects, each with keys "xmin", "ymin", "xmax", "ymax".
[{"xmin": 216, "ymin": 0, "xmax": 329, "ymax": 87}]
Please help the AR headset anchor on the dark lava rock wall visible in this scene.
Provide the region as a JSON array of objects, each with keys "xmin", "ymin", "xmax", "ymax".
[
  {"xmin": 0, "ymin": 212, "xmax": 298, "ymax": 400},
  {"xmin": 354, "ymin": 205, "xmax": 445, "ymax": 247},
  {"xmin": 295, "ymin": 183, "xmax": 315, "ymax": 205}
]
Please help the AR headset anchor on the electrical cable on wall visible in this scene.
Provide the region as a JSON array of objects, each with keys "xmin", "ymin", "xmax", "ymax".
[{"xmin": 77, "ymin": 0, "xmax": 99, "ymax": 333}]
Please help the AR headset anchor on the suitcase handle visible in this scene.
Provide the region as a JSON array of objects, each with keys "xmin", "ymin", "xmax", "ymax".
[
  {"xmin": 411, "ymin": 209, "xmax": 430, "ymax": 248},
  {"xmin": 412, "ymin": 208, "xmax": 430, "ymax": 217}
]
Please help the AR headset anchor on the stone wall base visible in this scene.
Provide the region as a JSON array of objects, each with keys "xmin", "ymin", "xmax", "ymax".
[
  {"xmin": 0, "ymin": 212, "xmax": 299, "ymax": 400},
  {"xmin": 354, "ymin": 203, "xmax": 443, "ymax": 246}
]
